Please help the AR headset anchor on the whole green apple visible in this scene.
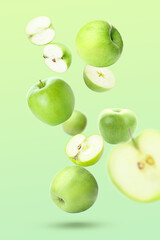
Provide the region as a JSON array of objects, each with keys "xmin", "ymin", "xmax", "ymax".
[
  {"xmin": 62, "ymin": 110, "xmax": 87, "ymax": 135},
  {"xmin": 50, "ymin": 166, "xmax": 98, "ymax": 212},
  {"xmin": 27, "ymin": 77, "xmax": 75, "ymax": 125},
  {"xmin": 108, "ymin": 129, "xmax": 160, "ymax": 202},
  {"xmin": 98, "ymin": 108, "xmax": 137, "ymax": 144},
  {"xmin": 75, "ymin": 20, "xmax": 123, "ymax": 67}
]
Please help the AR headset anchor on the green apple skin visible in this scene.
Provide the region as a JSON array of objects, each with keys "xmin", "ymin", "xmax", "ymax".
[
  {"xmin": 62, "ymin": 110, "xmax": 87, "ymax": 135},
  {"xmin": 83, "ymin": 70, "xmax": 110, "ymax": 92},
  {"xmin": 66, "ymin": 134, "xmax": 104, "ymax": 167},
  {"xmin": 55, "ymin": 43, "xmax": 72, "ymax": 68},
  {"xmin": 107, "ymin": 130, "xmax": 160, "ymax": 203},
  {"xmin": 27, "ymin": 77, "xmax": 75, "ymax": 125},
  {"xmin": 98, "ymin": 108, "xmax": 137, "ymax": 144},
  {"xmin": 50, "ymin": 166, "xmax": 98, "ymax": 213},
  {"xmin": 75, "ymin": 20, "xmax": 123, "ymax": 67}
]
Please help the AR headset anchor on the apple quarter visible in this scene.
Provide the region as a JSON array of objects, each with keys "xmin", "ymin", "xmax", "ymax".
[{"xmin": 25, "ymin": 16, "xmax": 55, "ymax": 45}]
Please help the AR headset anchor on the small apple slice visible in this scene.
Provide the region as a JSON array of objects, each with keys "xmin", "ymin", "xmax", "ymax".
[
  {"xmin": 43, "ymin": 43, "xmax": 72, "ymax": 73},
  {"xmin": 66, "ymin": 134, "xmax": 104, "ymax": 166},
  {"xmin": 25, "ymin": 16, "xmax": 55, "ymax": 45},
  {"xmin": 108, "ymin": 130, "xmax": 160, "ymax": 202},
  {"xmin": 83, "ymin": 65, "xmax": 116, "ymax": 92}
]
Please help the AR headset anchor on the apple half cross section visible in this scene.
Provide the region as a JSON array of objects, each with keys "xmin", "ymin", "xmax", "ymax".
[
  {"xmin": 83, "ymin": 65, "xmax": 116, "ymax": 92},
  {"xmin": 43, "ymin": 43, "xmax": 72, "ymax": 73},
  {"xmin": 66, "ymin": 134, "xmax": 104, "ymax": 166},
  {"xmin": 25, "ymin": 16, "xmax": 55, "ymax": 45},
  {"xmin": 108, "ymin": 130, "xmax": 160, "ymax": 202}
]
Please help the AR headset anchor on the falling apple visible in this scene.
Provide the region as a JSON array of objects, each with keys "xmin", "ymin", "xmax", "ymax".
[
  {"xmin": 98, "ymin": 108, "xmax": 137, "ymax": 144},
  {"xmin": 83, "ymin": 65, "xmax": 116, "ymax": 92},
  {"xmin": 76, "ymin": 20, "xmax": 123, "ymax": 67},
  {"xmin": 108, "ymin": 129, "xmax": 160, "ymax": 202},
  {"xmin": 50, "ymin": 166, "xmax": 98, "ymax": 212},
  {"xmin": 25, "ymin": 16, "xmax": 55, "ymax": 45},
  {"xmin": 62, "ymin": 110, "xmax": 87, "ymax": 135},
  {"xmin": 43, "ymin": 43, "xmax": 72, "ymax": 73},
  {"xmin": 66, "ymin": 134, "xmax": 104, "ymax": 166},
  {"xmin": 27, "ymin": 77, "xmax": 75, "ymax": 125}
]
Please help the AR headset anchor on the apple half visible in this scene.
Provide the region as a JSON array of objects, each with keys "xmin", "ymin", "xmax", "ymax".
[
  {"xmin": 25, "ymin": 16, "xmax": 55, "ymax": 45},
  {"xmin": 66, "ymin": 134, "xmax": 104, "ymax": 166},
  {"xmin": 83, "ymin": 65, "xmax": 116, "ymax": 92},
  {"xmin": 43, "ymin": 43, "xmax": 72, "ymax": 73},
  {"xmin": 108, "ymin": 129, "xmax": 160, "ymax": 202}
]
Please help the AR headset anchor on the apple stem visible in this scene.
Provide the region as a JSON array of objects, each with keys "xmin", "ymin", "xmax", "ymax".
[
  {"xmin": 39, "ymin": 80, "xmax": 44, "ymax": 88},
  {"xmin": 128, "ymin": 128, "xmax": 139, "ymax": 150}
]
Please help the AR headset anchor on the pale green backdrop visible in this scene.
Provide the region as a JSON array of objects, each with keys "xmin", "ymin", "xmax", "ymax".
[{"xmin": 1, "ymin": 0, "xmax": 160, "ymax": 239}]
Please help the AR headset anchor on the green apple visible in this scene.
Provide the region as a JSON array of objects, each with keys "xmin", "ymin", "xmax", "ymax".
[
  {"xmin": 98, "ymin": 108, "xmax": 137, "ymax": 144},
  {"xmin": 75, "ymin": 20, "xmax": 123, "ymax": 67},
  {"xmin": 25, "ymin": 16, "xmax": 55, "ymax": 45},
  {"xmin": 62, "ymin": 110, "xmax": 87, "ymax": 135},
  {"xmin": 50, "ymin": 166, "xmax": 98, "ymax": 212},
  {"xmin": 108, "ymin": 129, "xmax": 160, "ymax": 202},
  {"xmin": 43, "ymin": 43, "xmax": 72, "ymax": 73},
  {"xmin": 83, "ymin": 65, "xmax": 116, "ymax": 92},
  {"xmin": 65, "ymin": 134, "xmax": 104, "ymax": 166},
  {"xmin": 27, "ymin": 77, "xmax": 75, "ymax": 125}
]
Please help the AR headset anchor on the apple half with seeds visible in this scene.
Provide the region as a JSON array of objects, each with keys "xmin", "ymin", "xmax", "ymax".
[
  {"xmin": 25, "ymin": 16, "xmax": 55, "ymax": 45},
  {"xmin": 108, "ymin": 129, "xmax": 160, "ymax": 202},
  {"xmin": 43, "ymin": 43, "xmax": 72, "ymax": 73},
  {"xmin": 83, "ymin": 65, "xmax": 116, "ymax": 92},
  {"xmin": 66, "ymin": 134, "xmax": 104, "ymax": 166}
]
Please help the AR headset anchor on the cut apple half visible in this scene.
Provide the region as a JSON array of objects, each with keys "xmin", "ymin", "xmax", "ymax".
[
  {"xmin": 25, "ymin": 16, "xmax": 55, "ymax": 45},
  {"xmin": 108, "ymin": 129, "xmax": 160, "ymax": 202},
  {"xmin": 66, "ymin": 134, "xmax": 104, "ymax": 166},
  {"xmin": 83, "ymin": 65, "xmax": 116, "ymax": 92},
  {"xmin": 43, "ymin": 43, "xmax": 72, "ymax": 73}
]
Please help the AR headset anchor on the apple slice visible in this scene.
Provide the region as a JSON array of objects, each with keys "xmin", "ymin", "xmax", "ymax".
[
  {"xmin": 25, "ymin": 16, "xmax": 55, "ymax": 45},
  {"xmin": 43, "ymin": 43, "xmax": 72, "ymax": 73},
  {"xmin": 66, "ymin": 134, "xmax": 104, "ymax": 166},
  {"xmin": 83, "ymin": 65, "xmax": 116, "ymax": 92},
  {"xmin": 108, "ymin": 129, "xmax": 160, "ymax": 202}
]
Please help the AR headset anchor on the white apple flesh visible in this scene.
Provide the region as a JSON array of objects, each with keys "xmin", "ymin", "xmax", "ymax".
[
  {"xmin": 108, "ymin": 130, "xmax": 160, "ymax": 202},
  {"xmin": 66, "ymin": 134, "xmax": 104, "ymax": 166},
  {"xmin": 84, "ymin": 65, "xmax": 116, "ymax": 92},
  {"xmin": 25, "ymin": 16, "xmax": 55, "ymax": 45},
  {"xmin": 43, "ymin": 43, "xmax": 72, "ymax": 73}
]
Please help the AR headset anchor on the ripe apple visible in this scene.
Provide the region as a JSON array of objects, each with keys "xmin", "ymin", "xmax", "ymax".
[
  {"xmin": 98, "ymin": 108, "xmax": 137, "ymax": 144},
  {"xmin": 65, "ymin": 134, "xmax": 104, "ymax": 166},
  {"xmin": 27, "ymin": 77, "xmax": 75, "ymax": 125},
  {"xmin": 50, "ymin": 166, "xmax": 98, "ymax": 212},
  {"xmin": 83, "ymin": 65, "xmax": 116, "ymax": 92},
  {"xmin": 108, "ymin": 129, "xmax": 160, "ymax": 202},
  {"xmin": 43, "ymin": 43, "xmax": 72, "ymax": 73},
  {"xmin": 75, "ymin": 20, "xmax": 123, "ymax": 67},
  {"xmin": 62, "ymin": 110, "xmax": 87, "ymax": 135},
  {"xmin": 25, "ymin": 16, "xmax": 55, "ymax": 45}
]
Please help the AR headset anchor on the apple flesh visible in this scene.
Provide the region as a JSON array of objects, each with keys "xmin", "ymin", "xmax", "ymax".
[
  {"xmin": 62, "ymin": 110, "xmax": 87, "ymax": 135},
  {"xmin": 76, "ymin": 20, "xmax": 123, "ymax": 67},
  {"xmin": 25, "ymin": 16, "xmax": 55, "ymax": 45},
  {"xmin": 83, "ymin": 65, "xmax": 116, "ymax": 92},
  {"xmin": 65, "ymin": 134, "xmax": 104, "ymax": 166},
  {"xmin": 98, "ymin": 108, "xmax": 137, "ymax": 144},
  {"xmin": 50, "ymin": 166, "xmax": 98, "ymax": 212},
  {"xmin": 27, "ymin": 77, "xmax": 75, "ymax": 125},
  {"xmin": 108, "ymin": 130, "xmax": 160, "ymax": 202},
  {"xmin": 43, "ymin": 43, "xmax": 72, "ymax": 73}
]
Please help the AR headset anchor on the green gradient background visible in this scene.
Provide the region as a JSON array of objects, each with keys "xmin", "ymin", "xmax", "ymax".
[{"xmin": 1, "ymin": 0, "xmax": 160, "ymax": 239}]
